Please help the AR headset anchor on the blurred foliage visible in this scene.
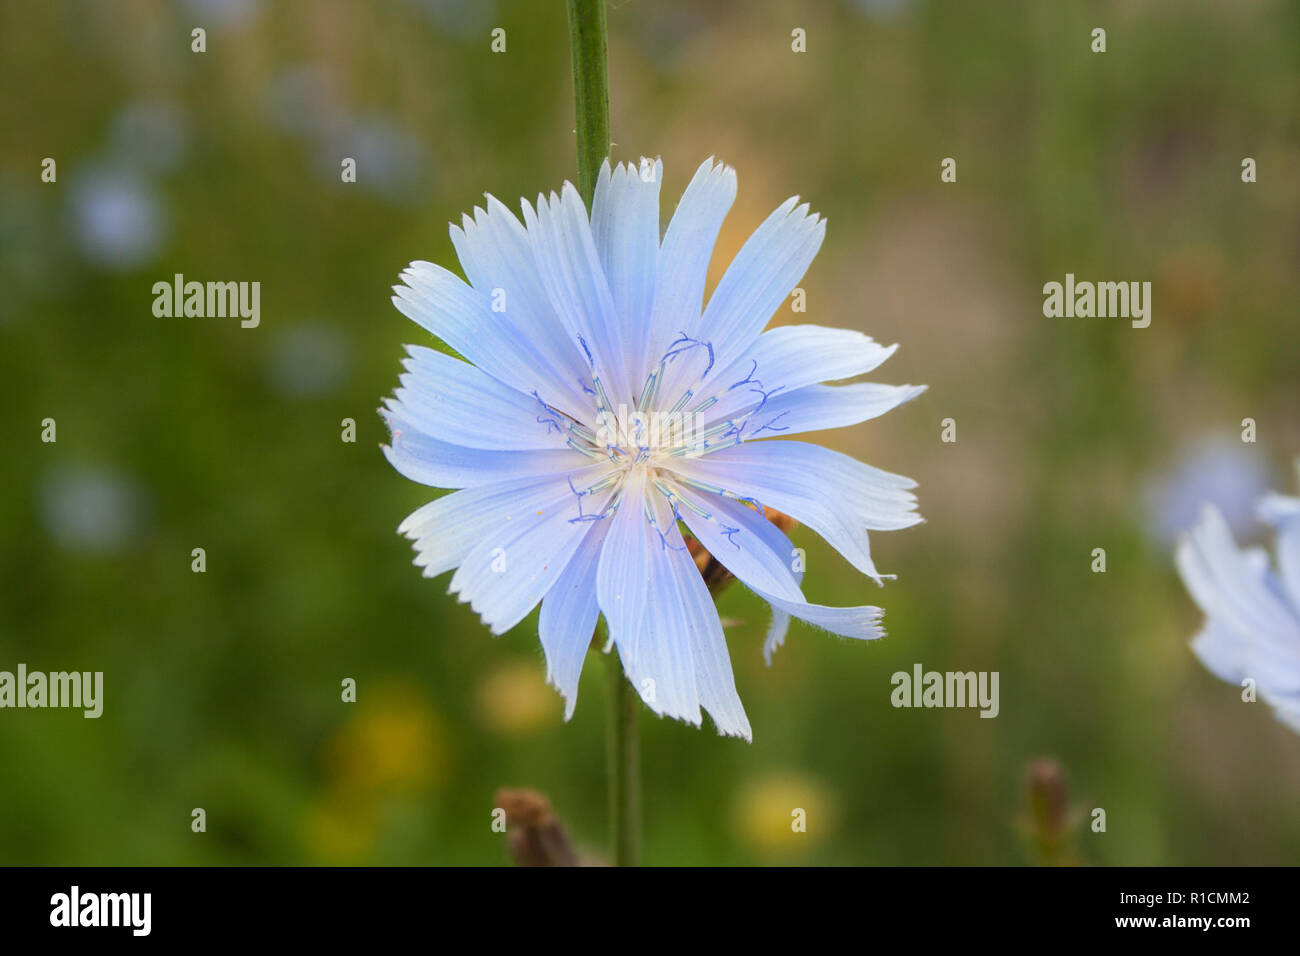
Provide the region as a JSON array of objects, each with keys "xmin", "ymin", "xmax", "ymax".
[{"xmin": 1, "ymin": 0, "xmax": 1298, "ymax": 865}]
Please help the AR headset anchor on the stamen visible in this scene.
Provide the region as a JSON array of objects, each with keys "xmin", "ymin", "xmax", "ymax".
[
  {"xmin": 688, "ymin": 395, "xmax": 718, "ymax": 415},
  {"xmin": 695, "ymin": 420, "xmax": 740, "ymax": 443},
  {"xmin": 592, "ymin": 375, "xmax": 615, "ymax": 422},
  {"xmin": 566, "ymin": 437, "xmax": 605, "ymax": 459},
  {"xmin": 651, "ymin": 478, "xmax": 712, "ymax": 519},
  {"xmin": 749, "ymin": 410, "xmax": 791, "ymax": 436},
  {"xmin": 663, "ymin": 332, "xmax": 716, "ymax": 378},
  {"xmin": 644, "ymin": 496, "xmax": 689, "ymax": 552},
  {"xmin": 702, "ymin": 435, "xmax": 742, "ymax": 454},
  {"xmin": 576, "ymin": 333, "xmax": 595, "ymax": 369},
  {"xmin": 667, "ymin": 432, "xmax": 742, "ymax": 458},
  {"xmin": 667, "ymin": 389, "xmax": 694, "ymax": 416},
  {"xmin": 567, "ymin": 421, "xmax": 598, "ymax": 445},
  {"xmin": 727, "ymin": 359, "xmax": 762, "ymax": 392},
  {"xmin": 567, "ymin": 476, "xmax": 621, "ymax": 524},
  {"xmin": 674, "ymin": 476, "xmax": 726, "ymax": 497},
  {"xmin": 585, "ymin": 473, "xmax": 622, "ymax": 495},
  {"xmin": 636, "ymin": 368, "xmax": 661, "ymax": 413},
  {"xmin": 532, "ymin": 395, "xmax": 563, "ymax": 435},
  {"xmin": 746, "ymin": 384, "xmax": 785, "ymax": 414},
  {"xmin": 673, "ymin": 476, "xmax": 768, "ymax": 516}
]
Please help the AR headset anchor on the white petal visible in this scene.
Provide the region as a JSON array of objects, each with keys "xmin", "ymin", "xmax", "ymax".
[
  {"xmin": 646, "ymin": 158, "xmax": 736, "ymax": 378},
  {"xmin": 697, "ymin": 324, "xmax": 899, "ymax": 427},
  {"xmin": 539, "ymin": 517, "xmax": 610, "ymax": 719},
  {"xmin": 449, "ymin": 198, "xmax": 595, "ymax": 419},
  {"xmin": 524, "ymin": 185, "xmax": 635, "ymax": 406},
  {"xmin": 691, "ymin": 197, "xmax": 825, "ymax": 382},
  {"xmin": 390, "ymin": 345, "xmax": 571, "ymax": 450},
  {"xmin": 591, "ymin": 158, "xmax": 663, "ymax": 381},
  {"xmin": 671, "ymin": 485, "xmax": 885, "ymax": 663},
  {"xmin": 670, "ymin": 440, "xmax": 922, "ymax": 583},
  {"xmin": 449, "ymin": 482, "xmax": 615, "ymax": 635},
  {"xmin": 391, "ymin": 261, "xmax": 587, "ymax": 421}
]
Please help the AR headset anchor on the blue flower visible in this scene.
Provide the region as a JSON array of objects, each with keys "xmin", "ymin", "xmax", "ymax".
[
  {"xmin": 381, "ymin": 158, "xmax": 925, "ymax": 740},
  {"xmin": 1143, "ymin": 436, "xmax": 1270, "ymax": 547},
  {"xmin": 1177, "ymin": 488, "xmax": 1300, "ymax": 732}
]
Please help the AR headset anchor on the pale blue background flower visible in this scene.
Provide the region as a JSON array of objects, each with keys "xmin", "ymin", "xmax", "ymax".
[
  {"xmin": 1144, "ymin": 436, "xmax": 1270, "ymax": 546},
  {"xmin": 407, "ymin": 0, "xmax": 498, "ymax": 38},
  {"xmin": 38, "ymin": 465, "xmax": 149, "ymax": 554},
  {"xmin": 381, "ymin": 158, "xmax": 925, "ymax": 741},
  {"xmin": 847, "ymin": 0, "xmax": 914, "ymax": 22},
  {"xmin": 265, "ymin": 64, "xmax": 340, "ymax": 138},
  {"xmin": 183, "ymin": 0, "xmax": 262, "ymax": 30},
  {"xmin": 262, "ymin": 65, "xmax": 429, "ymax": 203},
  {"xmin": 66, "ymin": 164, "xmax": 166, "ymax": 272},
  {"xmin": 1177, "ymin": 488, "xmax": 1300, "ymax": 732},
  {"xmin": 318, "ymin": 114, "xmax": 427, "ymax": 202}
]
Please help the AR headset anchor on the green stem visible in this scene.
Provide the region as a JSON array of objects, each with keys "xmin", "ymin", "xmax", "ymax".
[
  {"xmin": 566, "ymin": 0, "xmax": 611, "ymax": 206},
  {"xmin": 568, "ymin": 0, "xmax": 637, "ymax": 867},
  {"xmin": 603, "ymin": 649, "xmax": 639, "ymax": 866}
]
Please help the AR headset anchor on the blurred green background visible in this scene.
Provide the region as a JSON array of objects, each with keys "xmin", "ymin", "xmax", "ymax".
[{"xmin": 1, "ymin": 0, "xmax": 1298, "ymax": 866}]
